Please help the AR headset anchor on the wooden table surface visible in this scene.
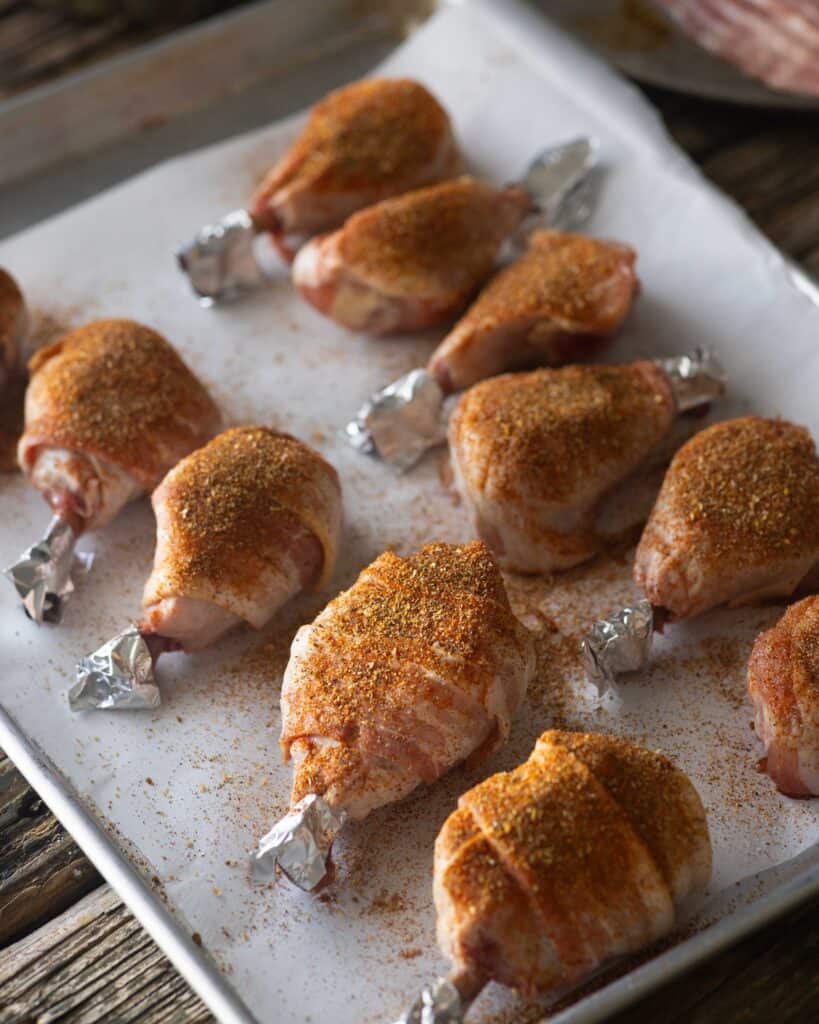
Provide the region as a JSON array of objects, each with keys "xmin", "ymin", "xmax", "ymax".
[{"xmin": 1, "ymin": 6, "xmax": 819, "ymax": 1023}]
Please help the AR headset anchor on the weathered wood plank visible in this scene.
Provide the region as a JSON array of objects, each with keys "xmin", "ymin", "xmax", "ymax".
[
  {"xmin": 0, "ymin": 754, "xmax": 101, "ymax": 946},
  {"xmin": 615, "ymin": 898, "xmax": 819, "ymax": 1023},
  {"xmin": 0, "ymin": 887, "xmax": 214, "ymax": 1024}
]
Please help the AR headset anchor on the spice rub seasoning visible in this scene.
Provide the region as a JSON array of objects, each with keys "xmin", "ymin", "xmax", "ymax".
[
  {"xmin": 145, "ymin": 426, "xmax": 341, "ymax": 611},
  {"xmin": 648, "ymin": 417, "xmax": 819, "ymax": 560},
  {"xmin": 461, "ymin": 230, "xmax": 637, "ymax": 329},
  {"xmin": 338, "ymin": 178, "xmax": 532, "ymax": 298},
  {"xmin": 22, "ymin": 319, "xmax": 220, "ymax": 488},
  {"xmin": 281, "ymin": 541, "xmax": 534, "ymax": 811},
  {"xmin": 451, "ymin": 362, "xmax": 673, "ymax": 504}
]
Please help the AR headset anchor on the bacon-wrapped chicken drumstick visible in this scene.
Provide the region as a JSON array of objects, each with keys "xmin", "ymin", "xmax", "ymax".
[
  {"xmin": 251, "ymin": 541, "xmax": 535, "ymax": 890},
  {"xmin": 748, "ymin": 596, "xmax": 819, "ymax": 798},
  {"xmin": 70, "ymin": 426, "xmax": 342, "ymax": 710},
  {"xmin": 396, "ymin": 730, "xmax": 711, "ymax": 1022},
  {"xmin": 449, "ymin": 353, "xmax": 724, "ymax": 574},
  {"xmin": 585, "ymin": 417, "xmax": 819, "ymax": 688},
  {"xmin": 294, "ymin": 177, "xmax": 533, "ymax": 335},
  {"xmin": 178, "ymin": 78, "xmax": 458, "ymax": 299},
  {"xmin": 5, "ymin": 319, "xmax": 220, "ymax": 622}
]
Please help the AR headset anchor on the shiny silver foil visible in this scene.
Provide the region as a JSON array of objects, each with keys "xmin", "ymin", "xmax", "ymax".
[
  {"xmin": 345, "ymin": 137, "xmax": 599, "ymax": 468},
  {"xmin": 393, "ymin": 978, "xmax": 465, "ymax": 1024},
  {"xmin": 519, "ymin": 136, "xmax": 599, "ymax": 233},
  {"xmin": 176, "ymin": 209, "xmax": 264, "ymax": 303},
  {"xmin": 69, "ymin": 625, "xmax": 160, "ymax": 711},
  {"xmin": 250, "ymin": 793, "xmax": 347, "ymax": 890},
  {"xmin": 582, "ymin": 598, "xmax": 654, "ymax": 693},
  {"xmin": 344, "ymin": 368, "xmax": 448, "ymax": 471},
  {"xmin": 4, "ymin": 517, "xmax": 89, "ymax": 624},
  {"xmin": 658, "ymin": 347, "xmax": 726, "ymax": 411}
]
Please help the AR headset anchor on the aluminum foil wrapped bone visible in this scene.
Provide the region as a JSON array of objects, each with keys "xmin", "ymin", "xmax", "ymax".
[
  {"xmin": 3, "ymin": 517, "xmax": 91, "ymax": 623},
  {"xmin": 250, "ymin": 793, "xmax": 347, "ymax": 890},
  {"xmin": 345, "ymin": 137, "xmax": 599, "ymax": 470},
  {"xmin": 344, "ymin": 368, "xmax": 449, "ymax": 470},
  {"xmin": 582, "ymin": 598, "xmax": 654, "ymax": 693},
  {"xmin": 658, "ymin": 347, "xmax": 727, "ymax": 411},
  {"xmin": 516, "ymin": 135, "xmax": 599, "ymax": 235},
  {"xmin": 176, "ymin": 209, "xmax": 266, "ymax": 303},
  {"xmin": 392, "ymin": 979, "xmax": 465, "ymax": 1024},
  {"xmin": 69, "ymin": 624, "xmax": 161, "ymax": 711}
]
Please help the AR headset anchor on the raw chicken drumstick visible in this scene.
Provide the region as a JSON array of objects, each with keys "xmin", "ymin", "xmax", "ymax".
[
  {"xmin": 70, "ymin": 427, "xmax": 342, "ymax": 711},
  {"xmin": 0, "ymin": 268, "xmax": 28, "ymax": 396},
  {"xmin": 396, "ymin": 730, "xmax": 711, "ymax": 1022},
  {"xmin": 178, "ymin": 78, "xmax": 458, "ymax": 299},
  {"xmin": 251, "ymin": 541, "xmax": 535, "ymax": 890},
  {"xmin": 250, "ymin": 78, "xmax": 458, "ymax": 258},
  {"xmin": 294, "ymin": 176, "xmax": 533, "ymax": 335},
  {"xmin": 585, "ymin": 417, "xmax": 819, "ymax": 688},
  {"xmin": 429, "ymin": 229, "xmax": 638, "ymax": 393},
  {"xmin": 748, "ymin": 596, "xmax": 819, "ymax": 797},
  {"xmin": 6, "ymin": 319, "xmax": 220, "ymax": 623},
  {"xmin": 449, "ymin": 354, "xmax": 725, "ymax": 574}
]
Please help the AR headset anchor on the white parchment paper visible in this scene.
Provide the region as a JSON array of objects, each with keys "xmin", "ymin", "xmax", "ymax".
[{"xmin": 1, "ymin": 1, "xmax": 818, "ymax": 1022}]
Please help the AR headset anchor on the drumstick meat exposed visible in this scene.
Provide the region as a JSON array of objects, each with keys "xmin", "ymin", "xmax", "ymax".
[
  {"xmin": 429, "ymin": 230, "xmax": 638, "ymax": 394},
  {"xmin": 71, "ymin": 427, "xmax": 342, "ymax": 709},
  {"xmin": 252, "ymin": 541, "xmax": 535, "ymax": 888},
  {"xmin": 293, "ymin": 177, "xmax": 533, "ymax": 334},
  {"xmin": 748, "ymin": 596, "xmax": 819, "ymax": 798},
  {"xmin": 401, "ymin": 730, "xmax": 711, "ymax": 1019},
  {"xmin": 250, "ymin": 78, "xmax": 459, "ymax": 260},
  {"xmin": 449, "ymin": 358, "xmax": 720, "ymax": 574}
]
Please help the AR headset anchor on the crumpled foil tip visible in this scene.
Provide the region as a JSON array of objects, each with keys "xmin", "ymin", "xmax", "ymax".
[
  {"xmin": 344, "ymin": 368, "xmax": 447, "ymax": 470},
  {"xmin": 521, "ymin": 135, "xmax": 599, "ymax": 233},
  {"xmin": 69, "ymin": 624, "xmax": 161, "ymax": 711},
  {"xmin": 250, "ymin": 793, "xmax": 346, "ymax": 891},
  {"xmin": 4, "ymin": 516, "xmax": 90, "ymax": 624},
  {"xmin": 177, "ymin": 208, "xmax": 263, "ymax": 303},
  {"xmin": 393, "ymin": 978, "xmax": 465, "ymax": 1024},
  {"xmin": 659, "ymin": 347, "xmax": 727, "ymax": 412},
  {"xmin": 582, "ymin": 598, "xmax": 654, "ymax": 694}
]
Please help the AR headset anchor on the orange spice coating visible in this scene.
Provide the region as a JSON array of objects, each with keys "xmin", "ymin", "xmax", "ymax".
[
  {"xmin": 635, "ymin": 417, "xmax": 819, "ymax": 618},
  {"xmin": 22, "ymin": 319, "xmax": 220, "ymax": 489},
  {"xmin": 145, "ymin": 427, "xmax": 341, "ymax": 606},
  {"xmin": 434, "ymin": 730, "xmax": 711, "ymax": 997},
  {"xmin": 285, "ymin": 542, "xmax": 515, "ymax": 745},
  {"xmin": 282, "ymin": 541, "xmax": 534, "ymax": 814},
  {"xmin": 748, "ymin": 595, "xmax": 819, "ymax": 796},
  {"xmin": 647, "ymin": 417, "xmax": 819, "ymax": 560},
  {"xmin": 336, "ymin": 177, "xmax": 532, "ymax": 299},
  {"xmin": 251, "ymin": 78, "xmax": 457, "ymax": 229},
  {"xmin": 460, "ymin": 229, "xmax": 636, "ymax": 328},
  {"xmin": 450, "ymin": 361, "xmax": 673, "ymax": 505},
  {"xmin": 750, "ymin": 596, "xmax": 819, "ymax": 732}
]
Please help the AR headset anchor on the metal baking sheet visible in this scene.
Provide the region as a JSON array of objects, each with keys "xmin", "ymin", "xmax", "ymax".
[{"xmin": 1, "ymin": 2, "xmax": 819, "ymax": 1023}]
